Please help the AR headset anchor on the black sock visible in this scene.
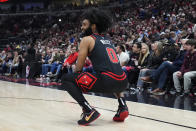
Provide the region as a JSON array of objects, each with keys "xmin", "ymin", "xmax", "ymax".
[
  {"xmin": 61, "ymin": 75, "xmax": 92, "ymax": 114},
  {"xmin": 80, "ymin": 101, "xmax": 93, "ymax": 113},
  {"xmin": 118, "ymin": 97, "xmax": 127, "ymax": 107}
]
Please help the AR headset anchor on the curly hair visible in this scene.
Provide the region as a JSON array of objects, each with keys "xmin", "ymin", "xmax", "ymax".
[{"xmin": 81, "ymin": 8, "xmax": 112, "ymax": 34}]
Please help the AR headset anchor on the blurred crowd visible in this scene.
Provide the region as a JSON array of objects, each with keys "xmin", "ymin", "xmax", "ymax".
[
  {"xmin": 0, "ymin": 0, "xmax": 196, "ymax": 96},
  {"xmin": 0, "ymin": 0, "xmax": 124, "ymax": 13}
]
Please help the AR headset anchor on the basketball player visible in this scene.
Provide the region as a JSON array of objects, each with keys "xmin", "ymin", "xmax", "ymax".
[{"xmin": 61, "ymin": 8, "xmax": 129, "ymax": 126}]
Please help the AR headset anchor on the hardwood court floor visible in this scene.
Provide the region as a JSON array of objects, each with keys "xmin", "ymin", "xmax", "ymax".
[{"xmin": 0, "ymin": 80, "xmax": 196, "ymax": 131}]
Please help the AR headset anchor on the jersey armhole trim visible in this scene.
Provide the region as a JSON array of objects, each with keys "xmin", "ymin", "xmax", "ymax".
[{"xmin": 90, "ymin": 35, "xmax": 96, "ymax": 40}]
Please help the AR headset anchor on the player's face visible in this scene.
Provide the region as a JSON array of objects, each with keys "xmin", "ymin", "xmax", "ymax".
[
  {"xmin": 81, "ymin": 19, "xmax": 90, "ymax": 32},
  {"xmin": 81, "ymin": 19, "xmax": 93, "ymax": 37}
]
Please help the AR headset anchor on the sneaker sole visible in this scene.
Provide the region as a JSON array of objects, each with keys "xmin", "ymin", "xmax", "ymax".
[
  {"xmin": 113, "ymin": 111, "xmax": 129, "ymax": 122},
  {"xmin": 79, "ymin": 113, "xmax": 101, "ymax": 126}
]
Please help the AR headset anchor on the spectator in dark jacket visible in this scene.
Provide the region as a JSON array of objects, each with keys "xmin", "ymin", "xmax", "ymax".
[
  {"xmin": 138, "ymin": 43, "xmax": 150, "ymax": 69},
  {"xmin": 162, "ymin": 42, "xmax": 178, "ymax": 62},
  {"xmin": 127, "ymin": 43, "xmax": 150, "ymax": 85},
  {"xmin": 147, "ymin": 43, "xmax": 164, "ymax": 69},
  {"xmin": 127, "ymin": 42, "xmax": 141, "ymax": 67},
  {"xmin": 173, "ymin": 39, "xmax": 196, "ymax": 96},
  {"xmin": 137, "ymin": 41, "xmax": 163, "ymax": 88},
  {"xmin": 122, "ymin": 42, "xmax": 141, "ymax": 74},
  {"xmin": 141, "ymin": 40, "xmax": 187, "ymax": 95}
]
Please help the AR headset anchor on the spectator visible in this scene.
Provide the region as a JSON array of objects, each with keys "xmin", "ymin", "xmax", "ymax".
[
  {"xmin": 136, "ymin": 41, "xmax": 163, "ymax": 89},
  {"xmin": 116, "ymin": 44, "xmax": 129, "ymax": 66},
  {"xmin": 48, "ymin": 50, "xmax": 65, "ymax": 77},
  {"xmin": 41, "ymin": 48, "xmax": 59, "ymax": 77},
  {"xmin": 0, "ymin": 50, "xmax": 7, "ymax": 66},
  {"xmin": 1, "ymin": 51, "xmax": 13, "ymax": 75},
  {"xmin": 138, "ymin": 43, "xmax": 150, "ymax": 69},
  {"xmin": 173, "ymin": 39, "xmax": 196, "ymax": 96},
  {"xmin": 124, "ymin": 42, "xmax": 141, "ymax": 70},
  {"xmin": 63, "ymin": 46, "xmax": 78, "ymax": 73},
  {"xmin": 127, "ymin": 43, "xmax": 150, "ymax": 86},
  {"xmin": 141, "ymin": 39, "xmax": 188, "ymax": 95},
  {"xmin": 4, "ymin": 44, "xmax": 11, "ymax": 52},
  {"xmin": 10, "ymin": 51, "xmax": 20, "ymax": 76}
]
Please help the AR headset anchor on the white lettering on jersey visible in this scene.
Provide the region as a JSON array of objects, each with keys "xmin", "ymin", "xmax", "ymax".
[{"xmin": 100, "ymin": 40, "xmax": 111, "ymax": 45}]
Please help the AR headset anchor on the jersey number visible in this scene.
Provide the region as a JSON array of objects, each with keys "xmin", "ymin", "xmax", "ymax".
[{"xmin": 106, "ymin": 48, "xmax": 119, "ymax": 63}]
